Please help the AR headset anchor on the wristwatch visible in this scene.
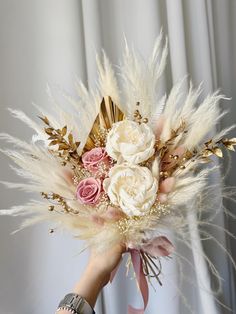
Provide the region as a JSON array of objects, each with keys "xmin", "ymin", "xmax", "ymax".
[{"xmin": 56, "ymin": 293, "xmax": 95, "ymax": 314}]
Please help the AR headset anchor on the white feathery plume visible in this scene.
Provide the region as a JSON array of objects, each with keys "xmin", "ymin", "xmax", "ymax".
[
  {"xmin": 168, "ymin": 170, "xmax": 208, "ymax": 206},
  {"xmin": 166, "ymin": 82, "xmax": 202, "ymax": 138},
  {"xmin": 46, "ymin": 85, "xmax": 101, "ymax": 152},
  {"xmin": 183, "ymin": 92, "xmax": 227, "ymax": 149},
  {"xmin": 160, "ymin": 78, "xmax": 187, "ymax": 141},
  {"xmin": 120, "ymin": 32, "xmax": 168, "ymax": 122},
  {"xmin": 96, "ymin": 51, "xmax": 121, "ymax": 106},
  {"xmin": 160, "ymin": 79, "xmax": 229, "ymax": 152},
  {"xmin": 0, "ymin": 145, "xmax": 76, "ymax": 198},
  {"xmin": 212, "ymin": 124, "xmax": 236, "ymax": 143},
  {"xmin": 7, "ymin": 108, "xmax": 42, "ymax": 134},
  {"xmin": 0, "ymin": 205, "xmax": 29, "ymax": 216},
  {"xmin": 7, "ymin": 108, "xmax": 47, "ymax": 145},
  {"xmin": 32, "ymin": 83, "xmax": 101, "ymax": 152},
  {"xmin": 0, "ymin": 133, "xmax": 34, "ymax": 151},
  {"xmin": 0, "ymin": 201, "xmax": 46, "ymax": 217},
  {"xmin": 150, "ymin": 94, "xmax": 167, "ymax": 130}
]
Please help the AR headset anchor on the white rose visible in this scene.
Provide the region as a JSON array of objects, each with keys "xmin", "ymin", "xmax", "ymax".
[
  {"xmin": 106, "ymin": 120, "xmax": 155, "ymax": 164},
  {"xmin": 103, "ymin": 164, "xmax": 158, "ymax": 216}
]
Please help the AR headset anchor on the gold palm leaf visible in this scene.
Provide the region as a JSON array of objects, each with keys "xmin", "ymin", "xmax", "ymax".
[{"xmin": 84, "ymin": 96, "xmax": 124, "ymax": 151}]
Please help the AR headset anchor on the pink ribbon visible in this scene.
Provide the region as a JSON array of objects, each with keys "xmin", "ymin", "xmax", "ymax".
[
  {"xmin": 127, "ymin": 237, "xmax": 174, "ymax": 313},
  {"xmin": 128, "ymin": 249, "xmax": 149, "ymax": 314},
  {"xmin": 109, "ymin": 236, "xmax": 174, "ymax": 314},
  {"xmin": 109, "ymin": 249, "xmax": 148, "ymax": 314}
]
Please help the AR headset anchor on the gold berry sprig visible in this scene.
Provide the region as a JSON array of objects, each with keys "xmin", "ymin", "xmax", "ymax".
[
  {"xmin": 40, "ymin": 191, "xmax": 78, "ymax": 214},
  {"xmin": 154, "ymin": 119, "xmax": 236, "ymax": 177},
  {"xmin": 169, "ymin": 137, "xmax": 236, "ymax": 176},
  {"xmin": 202, "ymin": 137, "xmax": 236, "ymax": 158}
]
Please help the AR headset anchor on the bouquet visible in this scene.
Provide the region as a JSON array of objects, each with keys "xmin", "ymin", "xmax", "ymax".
[{"xmin": 1, "ymin": 32, "xmax": 235, "ymax": 313}]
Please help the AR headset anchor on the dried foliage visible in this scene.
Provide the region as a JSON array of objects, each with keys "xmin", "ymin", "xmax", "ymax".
[{"xmin": 39, "ymin": 116, "xmax": 80, "ymax": 154}]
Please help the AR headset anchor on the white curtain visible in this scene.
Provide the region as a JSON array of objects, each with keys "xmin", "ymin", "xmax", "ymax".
[{"xmin": 0, "ymin": 1, "xmax": 235, "ymax": 313}]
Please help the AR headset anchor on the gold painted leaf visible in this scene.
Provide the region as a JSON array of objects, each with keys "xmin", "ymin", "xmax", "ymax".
[
  {"xmin": 68, "ymin": 133, "xmax": 73, "ymax": 145},
  {"xmin": 61, "ymin": 126, "xmax": 67, "ymax": 137},
  {"xmin": 199, "ymin": 157, "xmax": 213, "ymax": 164},
  {"xmin": 72, "ymin": 144, "xmax": 77, "ymax": 151},
  {"xmin": 58, "ymin": 143, "xmax": 69, "ymax": 150},
  {"xmin": 202, "ymin": 149, "xmax": 213, "ymax": 157},
  {"xmin": 45, "ymin": 128, "xmax": 54, "ymax": 135},
  {"xmin": 84, "ymin": 96, "xmax": 124, "ymax": 151},
  {"xmin": 39, "ymin": 116, "xmax": 50, "ymax": 125},
  {"xmin": 204, "ymin": 139, "xmax": 212, "ymax": 147},
  {"xmin": 225, "ymin": 144, "xmax": 235, "ymax": 151},
  {"xmin": 48, "ymin": 135, "xmax": 58, "ymax": 140},
  {"xmin": 222, "ymin": 138, "xmax": 236, "ymax": 146},
  {"xmin": 213, "ymin": 147, "xmax": 223, "ymax": 158},
  {"xmin": 49, "ymin": 140, "xmax": 59, "ymax": 146},
  {"xmin": 228, "ymin": 138, "xmax": 236, "ymax": 145}
]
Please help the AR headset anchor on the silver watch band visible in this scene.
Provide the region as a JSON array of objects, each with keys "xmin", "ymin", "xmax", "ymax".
[{"xmin": 56, "ymin": 293, "xmax": 95, "ymax": 314}]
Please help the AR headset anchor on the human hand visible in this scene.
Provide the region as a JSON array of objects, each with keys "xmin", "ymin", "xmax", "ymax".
[
  {"xmin": 71, "ymin": 244, "xmax": 126, "ymax": 309},
  {"xmin": 87, "ymin": 243, "xmax": 126, "ymax": 285}
]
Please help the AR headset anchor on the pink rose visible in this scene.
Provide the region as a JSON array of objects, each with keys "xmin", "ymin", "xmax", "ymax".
[
  {"xmin": 76, "ymin": 177, "xmax": 102, "ymax": 205},
  {"xmin": 82, "ymin": 147, "xmax": 111, "ymax": 174}
]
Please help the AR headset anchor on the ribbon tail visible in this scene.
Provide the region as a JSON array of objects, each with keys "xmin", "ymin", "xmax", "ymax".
[
  {"xmin": 128, "ymin": 249, "xmax": 149, "ymax": 314},
  {"xmin": 128, "ymin": 305, "xmax": 145, "ymax": 314}
]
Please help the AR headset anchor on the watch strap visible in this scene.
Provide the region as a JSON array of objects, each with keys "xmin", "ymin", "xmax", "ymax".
[{"xmin": 56, "ymin": 293, "xmax": 95, "ymax": 314}]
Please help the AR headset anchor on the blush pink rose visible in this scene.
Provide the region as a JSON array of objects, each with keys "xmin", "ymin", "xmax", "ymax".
[
  {"xmin": 76, "ymin": 177, "xmax": 102, "ymax": 205},
  {"xmin": 82, "ymin": 147, "xmax": 111, "ymax": 174}
]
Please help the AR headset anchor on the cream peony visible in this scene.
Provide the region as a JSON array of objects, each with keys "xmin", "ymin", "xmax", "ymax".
[
  {"xmin": 105, "ymin": 120, "xmax": 155, "ymax": 164},
  {"xmin": 103, "ymin": 164, "xmax": 158, "ymax": 216}
]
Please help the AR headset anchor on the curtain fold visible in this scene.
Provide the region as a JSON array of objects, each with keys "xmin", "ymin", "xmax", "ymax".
[{"xmin": 0, "ymin": 1, "xmax": 235, "ymax": 313}]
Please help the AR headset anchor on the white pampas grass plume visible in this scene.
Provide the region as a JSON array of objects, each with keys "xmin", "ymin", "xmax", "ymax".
[
  {"xmin": 96, "ymin": 51, "xmax": 121, "ymax": 106},
  {"xmin": 121, "ymin": 31, "xmax": 168, "ymax": 123}
]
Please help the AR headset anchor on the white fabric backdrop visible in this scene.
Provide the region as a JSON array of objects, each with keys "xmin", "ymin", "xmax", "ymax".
[{"xmin": 0, "ymin": 1, "xmax": 235, "ymax": 313}]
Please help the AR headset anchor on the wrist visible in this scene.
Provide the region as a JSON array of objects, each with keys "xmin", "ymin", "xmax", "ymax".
[
  {"xmin": 86, "ymin": 260, "xmax": 110, "ymax": 285},
  {"xmin": 72, "ymin": 264, "xmax": 108, "ymax": 308}
]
